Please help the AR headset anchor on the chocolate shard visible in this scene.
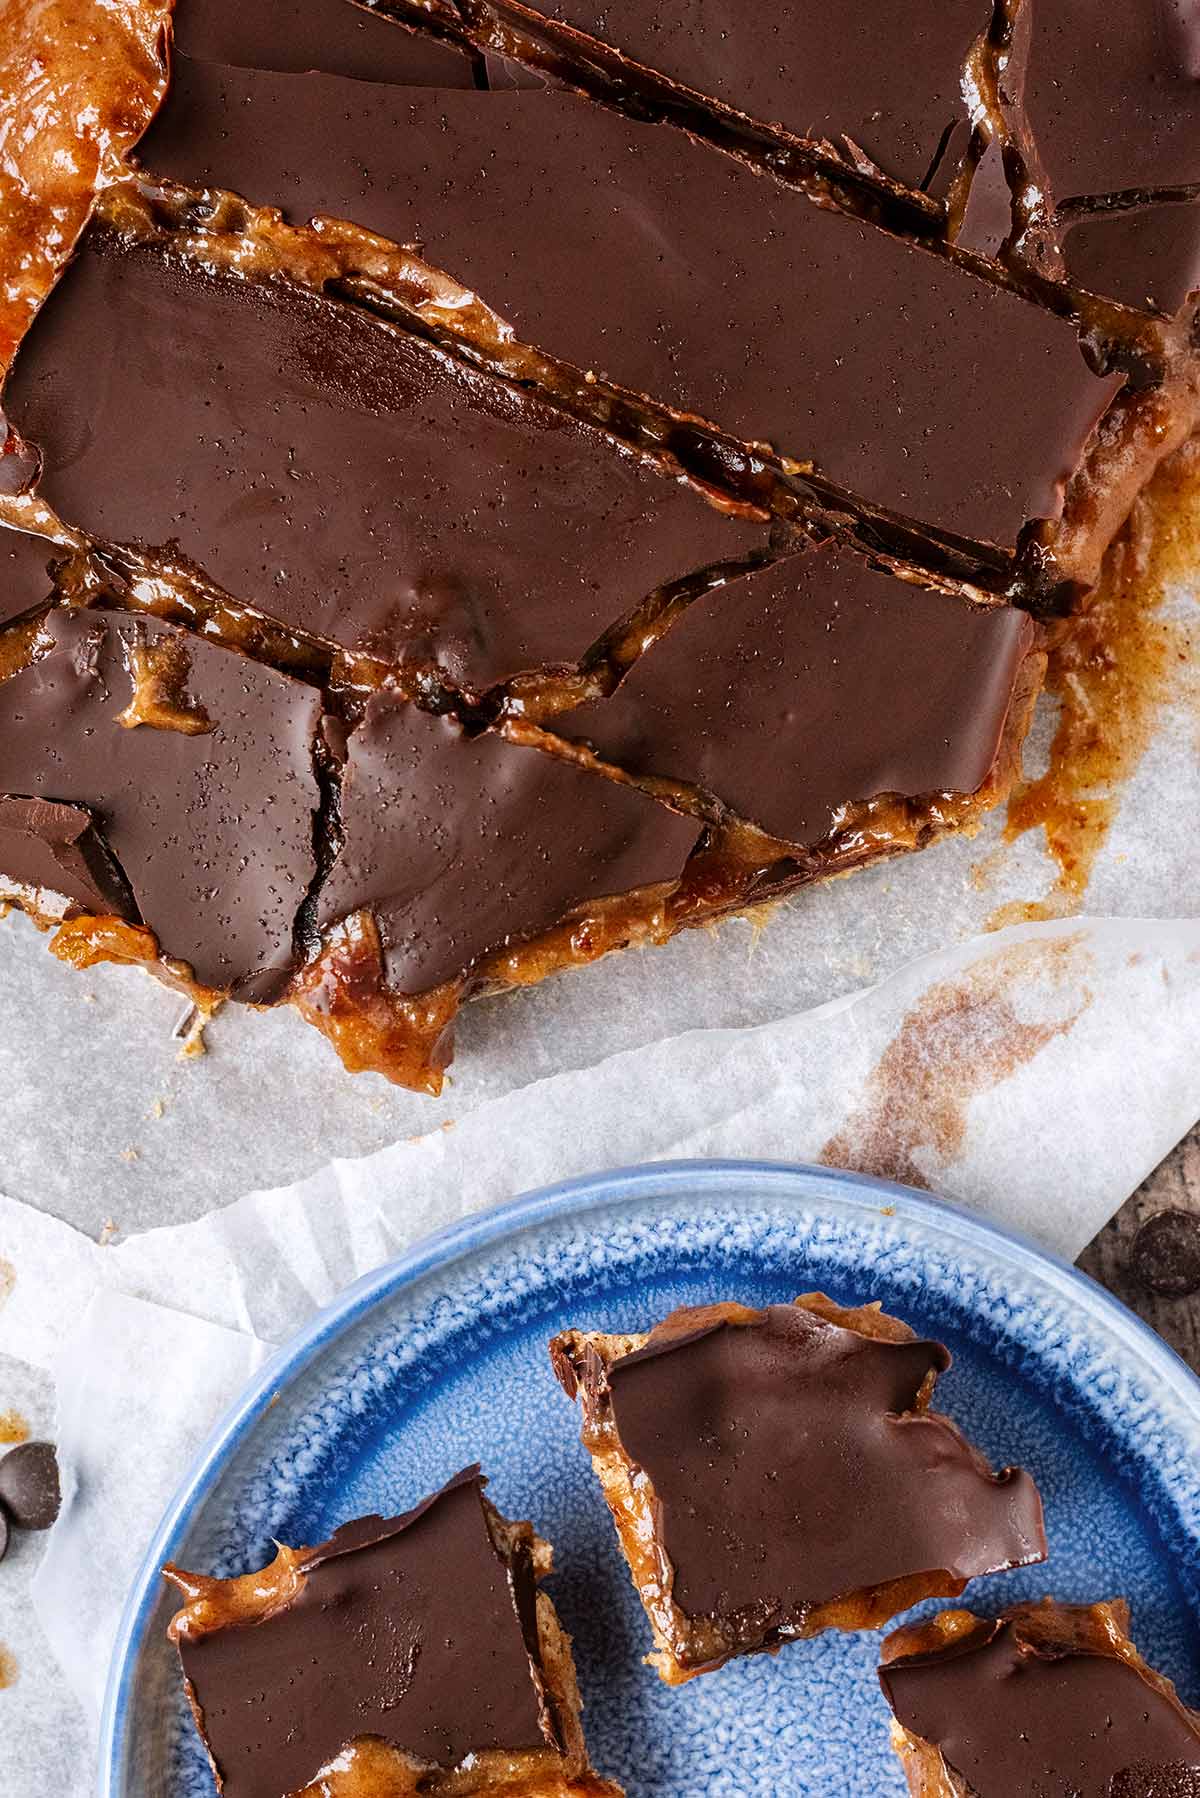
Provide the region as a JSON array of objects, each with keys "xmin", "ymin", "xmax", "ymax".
[
  {"xmin": 0, "ymin": 526, "xmax": 56, "ymax": 628},
  {"xmin": 316, "ymin": 694, "xmax": 702, "ymax": 995},
  {"xmin": 1007, "ymin": 0, "xmax": 1200, "ymax": 207},
  {"xmin": 551, "ymin": 1297, "xmax": 1046, "ymax": 1681},
  {"xmin": 172, "ymin": 0, "xmax": 480, "ymax": 86},
  {"xmin": 5, "ymin": 231, "xmax": 765, "ymax": 695},
  {"xmin": 558, "ymin": 544, "xmax": 1038, "ymax": 845},
  {"xmin": 163, "ymin": 1467, "xmax": 620, "ymax": 1798},
  {"xmin": 136, "ymin": 77, "xmax": 1121, "ymax": 558},
  {"xmin": 434, "ymin": 0, "xmax": 992, "ymax": 191},
  {"xmin": 0, "ymin": 608, "xmax": 322, "ymax": 995},
  {"xmin": 879, "ymin": 1599, "xmax": 1200, "ymax": 1797},
  {"xmin": 0, "ymin": 795, "xmax": 137, "ymax": 920},
  {"xmin": 1063, "ymin": 201, "xmax": 1200, "ymax": 319}
]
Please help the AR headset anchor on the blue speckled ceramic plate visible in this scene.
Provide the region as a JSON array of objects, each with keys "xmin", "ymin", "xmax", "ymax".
[{"xmin": 100, "ymin": 1160, "xmax": 1200, "ymax": 1798}]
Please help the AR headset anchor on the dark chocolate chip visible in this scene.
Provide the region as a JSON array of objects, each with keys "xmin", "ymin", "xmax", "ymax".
[
  {"xmin": 0, "ymin": 1441, "xmax": 61, "ymax": 1531},
  {"xmin": 1130, "ymin": 1208, "xmax": 1200, "ymax": 1299}
]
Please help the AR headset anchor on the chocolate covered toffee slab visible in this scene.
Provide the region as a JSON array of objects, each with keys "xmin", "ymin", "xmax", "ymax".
[
  {"xmin": 879, "ymin": 1599, "xmax": 1200, "ymax": 1797},
  {"xmin": 0, "ymin": 0, "xmax": 1195, "ymax": 1085},
  {"xmin": 163, "ymin": 1468, "xmax": 623, "ymax": 1798},
  {"xmin": 549, "ymin": 1297, "xmax": 1046, "ymax": 1683}
]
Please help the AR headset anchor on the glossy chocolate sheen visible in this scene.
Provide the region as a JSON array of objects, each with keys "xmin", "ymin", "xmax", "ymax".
[
  {"xmin": 1014, "ymin": 0, "xmax": 1200, "ymax": 201},
  {"xmin": 138, "ymin": 78, "xmax": 1119, "ymax": 550},
  {"xmin": 317, "ymin": 696, "xmax": 701, "ymax": 993},
  {"xmin": 496, "ymin": 0, "xmax": 988, "ymax": 188},
  {"xmin": 0, "ymin": 795, "xmax": 136, "ymax": 919},
  {"xmin": 1064, "ymin": 203, "xmax": 1200, "ymax": 318},
  {"xmin": 172, "ymin": 0, "xmax": 479, "ymax": 85},
  {"xmin": 0, "ymin": 527, "xmax": 55, "ymax": 628},
  {"xmin": 559, "ymin": 547, "xmax": 1035, "ymax": 844},
  {"xmin": 0, "ymin": 608, "xmax": 321, "ymax": 992},
  {"xmin": 880, "ymin": 1615, "xmax": 1200, "ymax": 1796},
  {"xmin": 606, "ymin": 1306, "xmax": 1045, "ymax": 1629},
  {"xmin": 177, "ymin": 1471, "xmax": 551, "ymax": 1798},
  {"xmin": 5, "ymin": 233, "xmax": 763, "ymax": 692}
]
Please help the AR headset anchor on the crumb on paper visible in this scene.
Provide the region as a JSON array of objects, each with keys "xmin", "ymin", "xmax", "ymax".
[
  {"xmin": 147, "ymin": 1096, "xmax": 166, "ymax": 1120},
  {"xmin": 0, "ymin": 1644, "xmax": 17, "ymax": 1690},
  {"xmin": 120, "ymin": 1146, "xmax": 140, "ymax": 1164},
  {"xmin": 0, "ymin": 1257, "xmax": 15, "ymax": 1309},
  {"xmin": 879, "ymin": 1205, "xmax": 896, "ymax": 1216},
  {"xmin": 98, "ymin": 1218, "xmax": 118, "ymax": 1245}
]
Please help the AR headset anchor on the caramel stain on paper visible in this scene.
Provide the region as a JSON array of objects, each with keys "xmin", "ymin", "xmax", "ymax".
[
  {"xmin": 987, "ymin": 442, "xmax": 1200, "ymax": 928},
  {"xmin": 0, "ymin": 1645, "xmax": 16, "ymax": 1690},
  {"xmin": 820, "ymin": 937, "xmax": 1091, "ymax": 1188},
  {"xmin": 0, "ymin": 1409, "xmax": 28, "ymax": 1445}
]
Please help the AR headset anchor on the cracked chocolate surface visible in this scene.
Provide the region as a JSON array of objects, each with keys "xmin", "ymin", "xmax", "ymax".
[
  {"xmin": 1012, "ymin": 0, "xmax": 1200, "ymax": 204},
  {"xmin": 880, "ymin": 1601, "xmax": 1200, "ymax": 1797},
  {"xmin": 475, "ymin": 0, "xmax": 990, "ymax": 190},
  {"xmin": 317, "ymin": 696, "xmax": 702, "ymax": 994},
  {"xmin": 173, "ymin": 0, "xmax": 480, "ymax": 85},
  {"xmin": 559, "ymin": 545, "xmax": 1037, "ymax": 844},
  {"xmin": 0, "ymin": 607, "xmax": 321, "ymax": 994},
  {"xmin": 139, "ymin": 77, "xmax": 1121, "ymax": 552},
  {"xmin": 4, "ymin": 230, "xmax": 765, "ymax": 694},
  {"xmin": 0, "ymin": 0, "xmax": 1194, "ymax": 1085}
]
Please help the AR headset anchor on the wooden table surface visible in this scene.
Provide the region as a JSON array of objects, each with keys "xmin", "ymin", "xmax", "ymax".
[{"xmin": 1078, "ymin": 1122, "xmax": 1200, "ymax": 1372}]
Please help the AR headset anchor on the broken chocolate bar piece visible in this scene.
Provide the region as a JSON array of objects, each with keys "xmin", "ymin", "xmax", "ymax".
[
  {"xmin": 163, "ymin": 1467, "xmax": 622, "ymax": 1798},
  {"xmin": 1063, "ymin": 201, "xmax": 1200, "ymax": 320},
  {"xmin": 558, "ymin": 544, "xmax": 1040, "ymax": 844},
  {"xmin": 1009, "ymin": 0, "xmax": 1200, "ymax": 207},
  {"xmin": 4, "ymin": 230, "xmax": 766, "ymax": 696},
  {"xmin": 550, "ymin": 1296, "xmax": 1046, "ymax": 1683},
  {"xmin": 173, "ymin": 0, "xmax": 480, "ymax": 85},
  {"xmin": 410, "ymin": 0, "xmax": 991, "ymax": 192},
  {"xmin": 315, "ymin": 695, "xmax": 701, "ymax": 996},
  {"xmin": 138, "ymin": 79, "xmax": 1127, "ymax": 568},
  {"xmin": 879, "ymin": 1598, "xmax": 1200, "ymax": 1797},
  {"xmin": 0, "ymin": 607, "xmax": 321, "ymax": 996},
  {"xmin": 0, "ymin": 796, "xmax": 135, "ymax": 921}
]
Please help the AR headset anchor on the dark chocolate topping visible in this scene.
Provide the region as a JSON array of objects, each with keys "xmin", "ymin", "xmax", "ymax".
[
  {"xmin": 317, "ymin": 695, "xmax": 701, "ymax": 992},
  {"xmin": 0, "ymin": 608, "xmax": 321, "ymax": 991},
  {"xmin": 0, "ymin": 795, "xmax": 137, "ymax": 919},
  {"xmin": 172, "ymin": 0, "xmax": 478, "ymax": 85},
  {"xmin": 560, "ymin": 546, "xmax": 1035, "ymax": 843},
  {"xmin": 0, "ymin": 1440, "xmax": 61, "ymax": 1531},
  {"xmin": 1064, "ymin": 203, "xmax": 1200, "ymax": 319},
  {"xmin": 138, "ymin": 77, "xmax": 1118, "ymax": 549},
  {"xmin": 606, "ymin": 1305, "xmax": 1045, "ymax": 1633},
  {"xmin": 0, "ymin": 527, "xmax": 55, "ymax": 629},
  {"xmin": 502, "ymin": 0, "xmax": 988, "ymax": 188},
  {"xmin": 176, "ymin": 1470, "xmax": 551, "ymax": 1798},
  {"xmin": 880, "ymin": 1614, "xmax": 1200, "ymax": 1797},
  {"xmin": 1015, "ymin": 0, "xmax": 1200, "ymax": 203},
  {"xmin": 6, "ymin": 232, "xmax": 762, "ymax": 691}
]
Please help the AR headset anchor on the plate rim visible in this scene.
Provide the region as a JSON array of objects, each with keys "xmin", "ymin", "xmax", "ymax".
[{"xmin": 97, "ymin": 1155, "xmax": 1200, "ymax": 1798}]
